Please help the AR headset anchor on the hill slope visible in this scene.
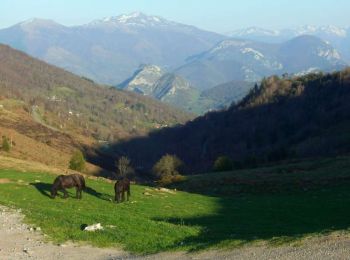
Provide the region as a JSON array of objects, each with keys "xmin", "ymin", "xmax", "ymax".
[
  {"xmin": 104, "ymin": 68, "xmax": 350, "ymax": 172},
  {"xmin": 120, "ymin": 65, "xmax": 253, "ymax": 113},
  {"xmin": 201, "ymin": 81, "xmax": 254, "ymax": 109},
  {"xmin": 0, "ymin": 44, "xmax": 191, "ymax": 171},
  {"xmin": 119, "ymin": 65, "xmax": 207, "ymax": 113}
]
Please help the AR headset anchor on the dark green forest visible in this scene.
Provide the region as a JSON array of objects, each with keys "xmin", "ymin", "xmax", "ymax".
[{"xmin": 100, "ymin": 68, "xmax": 350, "ymax": 173}]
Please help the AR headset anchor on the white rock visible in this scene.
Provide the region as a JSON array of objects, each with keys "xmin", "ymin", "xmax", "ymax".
[{"xmin": 83, "ymin": 223, "xmax": 103, "ymax": 232}]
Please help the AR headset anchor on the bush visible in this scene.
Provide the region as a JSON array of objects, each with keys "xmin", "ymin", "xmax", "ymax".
[
  {"xmin": 1, "ymin": 136, "xmax": 11, "ymax": 152},
  {"xmin": 157, "ymin": 174, "xmax": 186, "ymax": 186},
  {"xmin": 69, "ymin": 150, "xmax": 86, "ymax": 172},
  {"xmin": 213, "ymin": 156, "xmax": 233, "ymax": 172},
  {"xmin": 153, "ymin": 154, "xmax": 184, "ymax": 185}
]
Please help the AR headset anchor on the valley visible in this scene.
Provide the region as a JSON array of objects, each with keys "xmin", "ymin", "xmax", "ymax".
[
  {"xmin": 0, "ymin": 13, "xmax": 348, "ymax": 113},
  {"xmin": 0, "ymin": 44, "xmax": 190, "ymax": 174},
  {"xmin": 1, "ymin": 4, "xmax": 350, "ymax": 259}
]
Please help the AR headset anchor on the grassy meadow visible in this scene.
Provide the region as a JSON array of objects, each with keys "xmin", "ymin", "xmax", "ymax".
[{"xmin": 0, "ymin": 156, "xmax": 350, "ymax": 254}]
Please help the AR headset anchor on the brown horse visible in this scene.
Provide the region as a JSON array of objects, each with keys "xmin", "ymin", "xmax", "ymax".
[
  {"xmin": 51, "ymin": 174, "xmax": 86, "ymax": 199},
  {"xmin": 114, "ymin": 178, "xmax": 130, "ymax": 203}
]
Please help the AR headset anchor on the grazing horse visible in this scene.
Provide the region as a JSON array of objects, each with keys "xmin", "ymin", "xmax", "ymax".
[
  {"xmin": 51, "ymin": 174, "xmax": 86, "ymax": 199},
  {"xmin": 114, "ymin": 178, "xmax": 130, "ymax": 203}
]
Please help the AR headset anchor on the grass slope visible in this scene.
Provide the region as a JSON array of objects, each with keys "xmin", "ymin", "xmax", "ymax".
[{"xmin": 0, "ymin": 157, "xmax": 350, "ymax": 254}]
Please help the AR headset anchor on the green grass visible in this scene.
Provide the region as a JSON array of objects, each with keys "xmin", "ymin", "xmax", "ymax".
[{"xmin": 0, "ymin": 157, "xmax": 350, "ymax": 254}]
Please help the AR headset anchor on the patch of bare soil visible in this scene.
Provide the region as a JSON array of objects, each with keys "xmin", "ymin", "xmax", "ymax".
[
  {"xmin": 0, "ymin": 206, "xmax": 128, "ymax": 260},
  {"xmin": 0, "ymin": 178, "xmax": 11, "ymax": 184}
]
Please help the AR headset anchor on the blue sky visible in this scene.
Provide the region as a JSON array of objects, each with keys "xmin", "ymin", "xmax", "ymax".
[{"xmin": 1, "ymin": 0, "xmax": 349, "ymax": 32}]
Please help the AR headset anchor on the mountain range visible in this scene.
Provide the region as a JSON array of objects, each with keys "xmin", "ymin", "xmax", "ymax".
[
  {"xmin": 175, "ymin": 35, "xmax": 346, "ymax": 90},
  {"xmin": 229, "ymin": 25, "xmax": 350, "ymax": 62},
  {"xmin": 0, "ymin": 13, "xmax": 349, "ymax": 113},
  {"xmin": 0, "ymin": 13, "xmax": 224, "ymax": 85},
  {"xmin": 118, "ymin": 64, "xmax": 253, "ymax": 113}
]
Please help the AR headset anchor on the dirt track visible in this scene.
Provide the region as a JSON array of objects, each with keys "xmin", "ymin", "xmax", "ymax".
[{"xmin": 1, "ymin": 205, "xmax": 350, "ymax": 260}]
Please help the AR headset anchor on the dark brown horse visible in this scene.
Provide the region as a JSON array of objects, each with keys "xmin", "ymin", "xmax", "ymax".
[
  {"xmin": 114, "ymin": 178, "xmax": 130, "ymax": 203},
  {"xmin": 51, "ymin": 174, "xmax": 86, "ymax": 199}
]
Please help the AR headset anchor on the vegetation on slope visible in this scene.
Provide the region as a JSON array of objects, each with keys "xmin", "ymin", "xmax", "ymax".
[
  {"xmin": 0, "ymin": 44, "xmax": 191, "ymax": 143},
  {"xmin": 0, "ymin": 44, "xmax": 191, "ymax": 173},
  {"xmin": 105, "ymin": 68, "xmax": 350, "ymax": 173}
]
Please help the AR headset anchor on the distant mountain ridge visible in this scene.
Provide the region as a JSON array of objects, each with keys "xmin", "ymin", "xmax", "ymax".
[
  {"xmin": 0, "ymin": 12, "xmax": 225, "ymax": 85},
  {"xmin": 176, "ymin": 35, "xmax": 347, "ymax": 90},
  {"xmin": 1, "ymin": 16, "xmax": 349, "ymax": 113},
  {"xmin": 119, "ymin": 65, "xmax": 253, "ymax": 113},
  {"xmin": 229, "ymin": 25, "xmax": 350, "ymax": 62},
  {"xmin": 228, "ymin": 25, "xmax": 348, "ymax": 41},
  {"xmin": 119, "ymin": 65, "xmax": 204, "ymax": 113}
]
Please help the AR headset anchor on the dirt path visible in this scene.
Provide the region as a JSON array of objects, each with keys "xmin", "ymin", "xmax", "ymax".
[
  {"xmin": 1, "ymin": 205, "xmax": 350, "ymax": 260},
  {"xmin": 0, "ymin": 205, "xmax": 128, "ymax": 260}
]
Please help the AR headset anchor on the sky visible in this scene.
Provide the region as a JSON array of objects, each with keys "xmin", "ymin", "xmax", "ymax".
[{"xmin": 1, "ymin": 0, "xmax": 349, "ymax": 33}]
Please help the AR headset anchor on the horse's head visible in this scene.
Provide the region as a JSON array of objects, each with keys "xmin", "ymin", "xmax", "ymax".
[{"xmin": 50, "ymin": 187, "xmax": 57, "ymax": 199}]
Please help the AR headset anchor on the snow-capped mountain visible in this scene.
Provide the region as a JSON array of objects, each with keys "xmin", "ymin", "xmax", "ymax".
[
  {"xmin": 18, "ymin": 18, "xmax": 65, "ymax": 30},
  {"xmin": 229, "ymin": 25, "xmax": 350, "ymax": 62},
  {"xmin": 176, "ymin": 35, "xmax": 347, "ymax": 90},
  {"xmin": 0, "ymin": 12, "xmax": 225, "ymax": 85},
  {"xmin": 87, "ymin": 12, "xmax": 176, "ymax": 28},
  {"xmin": 229, "ymin": 25, "xmax": 348, "ymax": 40},
  {"xmin": 291, "ymin": 25, "xmax": 347, "ymax": 38}
]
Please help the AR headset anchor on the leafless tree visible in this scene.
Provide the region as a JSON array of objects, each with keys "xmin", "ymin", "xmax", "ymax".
[{"xmin": 116, "ymin": 156, "xmax": 134, "ymax": 179}]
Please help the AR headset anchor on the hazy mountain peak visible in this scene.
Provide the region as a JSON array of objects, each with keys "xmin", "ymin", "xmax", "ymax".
[
  {"xmin": 209, "ymin": 39, "xmax": 249, "ymax": 53},
  {"xmin": 18, "ymin": 18, "xmax": 63, "ymax": 29},
  {"xmin": 88, "ymin": 12, "xmax": 172, "ymax": 27},
  {"xmin": 228, "ymin": 26, "xmax": 280, "ymax": 37},
  {"xmin": 318, "ymin": 25, "xmax": 347, "ymax": 37},
  {"xmin": 229, "ymin": 25, "xmax": 348, "ymax": 39}
]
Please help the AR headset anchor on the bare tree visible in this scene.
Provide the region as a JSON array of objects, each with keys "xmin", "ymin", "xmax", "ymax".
[{"xmin": 116, "ymin": 156, "xmax": 134, "ymax": 179}]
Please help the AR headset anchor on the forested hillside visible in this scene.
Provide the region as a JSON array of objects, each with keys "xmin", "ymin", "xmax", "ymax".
[
  {"xmin": 104, "ymin": 68, "xmax": 350, "ymax": 173},
  {"xmin": 0, "ymin": 44, "xmax": 191, "ymax": 172},
  {"xmin": 0, "ymin": 44, "xmax": 190, "ymax": 140}
]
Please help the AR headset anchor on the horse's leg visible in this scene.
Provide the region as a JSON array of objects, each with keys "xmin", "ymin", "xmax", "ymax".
[
  {"xmin": 75, "ymin": 187, "xmax": 79, "ymax": 199},
  {"xmin": 77, "ymin": 187, "xmax": 82, "ymax": 199},
  {"xmin": 79, "ymin": 188, "xmax": 83, "ymax": 199},
  {"xmin": 122, "ymin": 191, "xmax": 125, "ymax": 202},
  {"xmin": 62, "ymin": 189, "xmax": 68, "ymax": 198},
  {"xmin": 127, "ymin": 187, "xmax": 130, "ymax": 201}
]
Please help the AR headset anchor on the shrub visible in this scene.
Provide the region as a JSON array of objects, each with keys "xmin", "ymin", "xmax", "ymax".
[
  {"xmin": 153, "ymin": 154, "xmax": 184, "ymax": 185},
  {"xmin": 1, "ymin": 136, "xmax": 11, "ymax": 152},
  {"xmin": 213, "ymin": 156, "xmax": 233, "ymax": 172},
  {"xmin": 69, "ymin": 150, "xmax": 86, "ymax": 172},
  {"xmin": 157, "ymin": 174, "xmax": 186, "ymax": 186}
]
